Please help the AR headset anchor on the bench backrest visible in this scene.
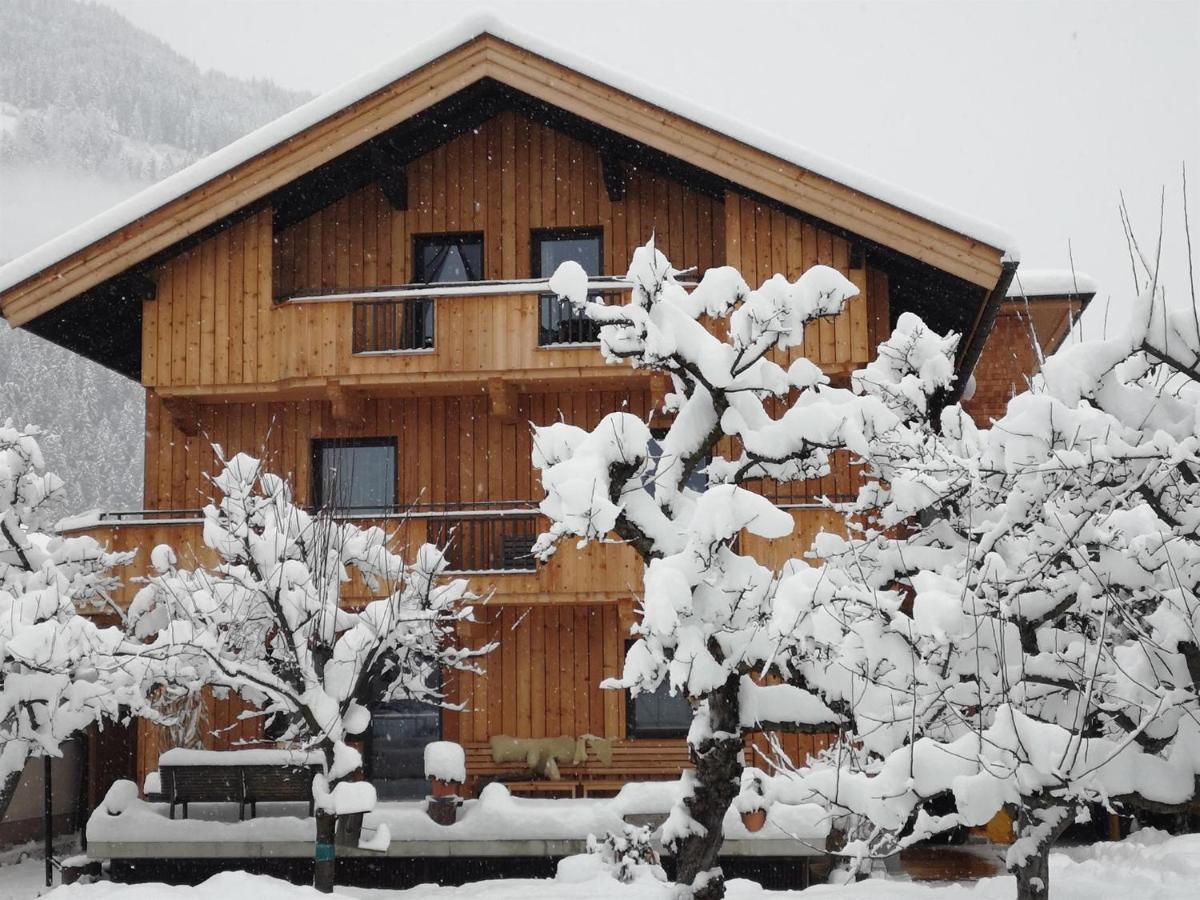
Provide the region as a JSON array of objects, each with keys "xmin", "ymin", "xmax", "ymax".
[
  {"xmin": 163, "ymin": 765, "xmax": 242, "ymax": 802},
  {"xmin": 162, "ymin": 763, "xmax": 323, "ymax": 804},
  {"xmin": 242, "ymin": 764, "xmax": 322, "ymax": 802}
]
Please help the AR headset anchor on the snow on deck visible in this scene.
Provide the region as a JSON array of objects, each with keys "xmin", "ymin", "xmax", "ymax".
[
  {"xmin": 0, "ymin": 14, "xmax": 1015, "ymax": 297},
  {"xmin": 86, "ymin": 782, "xmax": 828, "ymax": 859},
  {"xmin": 26, "ymin": 829, "xmax": 1200, "ymax": 899}
]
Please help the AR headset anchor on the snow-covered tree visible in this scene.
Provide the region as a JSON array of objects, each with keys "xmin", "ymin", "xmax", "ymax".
[
  {"xmin": 127, "ymin": 451, "xmax": 491, "ymax": 893},
  {"xmin": 534, "ymin": 240, "xmax": 954, "ymax": 899},
  {"xmin": 760, "ymin": 270, "xmax": 1200, "ymax": 899},
  {"xmin": 0, "ymin": 421, "xmax": 136, "ymax": 818}
]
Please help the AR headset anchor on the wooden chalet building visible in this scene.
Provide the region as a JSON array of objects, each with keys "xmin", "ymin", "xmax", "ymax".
[{"xmin": 0, "ymin": 17, "xmax": 1095, "ymax": 807}]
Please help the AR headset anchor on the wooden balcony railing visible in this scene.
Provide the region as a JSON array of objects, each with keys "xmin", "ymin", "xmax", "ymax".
[
  {"xmin": 352, "ymin": 298, "xmax": 434, "ymax": 353},
  {"xmin": 60, "ymin": 504, "xmax": 643, "ymax": 609}
]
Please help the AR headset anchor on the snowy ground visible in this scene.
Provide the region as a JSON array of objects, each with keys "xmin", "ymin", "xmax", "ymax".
[{"xmin": 0, "ymin": 829, "xmax": 1196, "ymax": 900}]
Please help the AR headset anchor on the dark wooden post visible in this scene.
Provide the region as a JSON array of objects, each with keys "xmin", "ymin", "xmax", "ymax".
[
  {"xmin": 44, "ymin": 755, "xmax": 53, "ymax": 888},
  {"xmin": 314, "ymin": 809, "xmax": 336, "ymax": 892}
]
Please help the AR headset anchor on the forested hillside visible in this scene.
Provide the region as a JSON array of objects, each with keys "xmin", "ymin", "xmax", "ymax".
[
  {"xmin": 0, "ymin": 0, "xmax": 309, "ymax": 511},
  {"xmin": 0, "ymin": 0, "xmax": 308, "ymax": 179}
]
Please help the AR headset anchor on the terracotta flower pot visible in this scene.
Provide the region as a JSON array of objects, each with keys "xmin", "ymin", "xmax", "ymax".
[
  {"xmin": 740, "ymin": 808, "xmax": 767, "ymax": 833},
  {"xmin": 431, "ymin": 778, "xmax": 462, "ymax": 799}
]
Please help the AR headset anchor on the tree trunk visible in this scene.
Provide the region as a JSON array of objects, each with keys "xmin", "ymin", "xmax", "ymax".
[
  {"xmin": 1010, "ymin": 803, "xmax": 1072, "ymax": 900},
  {"xmin": 313, "ymin": 743, "xmax": 337, "ymax": 893},
  {"xmin": 671, "ymin": 672, "xmax": 743, "ymax": 900}
]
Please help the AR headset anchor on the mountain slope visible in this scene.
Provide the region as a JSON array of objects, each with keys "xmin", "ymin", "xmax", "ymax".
[
  {"xmin": 0, "ymin": 0, "xmax": 309, "ymax": 180},
  {"xmin": 0, "ymin": 0, "xmax": 310, "ymax": 511}
]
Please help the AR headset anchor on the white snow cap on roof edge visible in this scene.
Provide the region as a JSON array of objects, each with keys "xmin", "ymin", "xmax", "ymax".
[
  {"xmin": 0, "ymin": 12, "xmax": 1017, "ymax": 297},
  {"xmin": 1007, "ymin": 269, "xmax": 1098, "ymax": 298}
]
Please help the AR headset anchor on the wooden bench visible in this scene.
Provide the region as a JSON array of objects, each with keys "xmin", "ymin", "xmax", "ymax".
[{"xmin": 463, "ymin": 740, "xmax": 693, "ymax": 798}]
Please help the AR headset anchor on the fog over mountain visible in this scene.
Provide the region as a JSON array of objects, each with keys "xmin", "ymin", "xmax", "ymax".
[{"xmin": 0, "ymin": 0, "xmax": 310, "ymax": 511}]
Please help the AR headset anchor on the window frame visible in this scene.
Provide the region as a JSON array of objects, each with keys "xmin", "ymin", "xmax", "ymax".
[
  {"xmin": 624, "ymin": 642, "xmax": 693, "ymax": 739},
  {"xmin": 412, "ymin": 232, "xmax": 486, "ymax": 284},
  {"xmin": 310, "ymin": 437, "xmax": 399, "ymax": 516},
  {"xmin": 532, "ymin": 227, "xmax": 605, "ymax": 348}
]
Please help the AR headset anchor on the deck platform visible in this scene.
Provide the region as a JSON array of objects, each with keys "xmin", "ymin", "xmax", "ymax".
[{"xmin": 86, "ymin": 784, "xmax": 828, "ymax": 866}]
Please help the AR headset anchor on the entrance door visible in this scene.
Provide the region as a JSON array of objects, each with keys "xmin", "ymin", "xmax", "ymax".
[{"xmin": 367, "ymin": 699, "xmax": 441, "ymax": 800}]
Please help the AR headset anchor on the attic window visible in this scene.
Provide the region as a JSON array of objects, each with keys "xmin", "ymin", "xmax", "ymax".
[{"xmin": 414, "ymin": 233, "xmax": 484, "ymax": 283}]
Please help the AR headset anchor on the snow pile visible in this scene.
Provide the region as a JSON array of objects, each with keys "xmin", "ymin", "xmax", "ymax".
[
  {"xmin": 1007, "ymin": 269, "xmax": 1099, "ymax": 298},
  {"xmin": 84, "ymin": 781, "xmax": 828, "ymax": 849},
  {"xmin": 158, "ymin": 749, "xmax": 324, "ymax": 767},
  {"xmin": 315, "ymin": 777, "xmax": 376, "ymax": 816},
  {"xmin": 44, "ymin": 871, "xmax": 350, "ymax": 899},
  {"xmin": 102, "ymin": 780, "xmax": 139, "ymax": 815},
  {"xmin": 424, "ymin": 741, "xmax": 466, "ymax": 783}
]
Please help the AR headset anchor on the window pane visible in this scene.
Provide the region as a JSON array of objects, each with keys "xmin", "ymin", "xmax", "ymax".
[
  {"xmin": 417, "ymin": 236, "xmax": 483, "ymax": 283},
  {"xmin": 316, "ymin": 442, "xmax": 396, "ymax": 514},
  {"xmin": 537, "ymin": 235, "xmax": 601, "ymax": 277},
  {"xmin": 632, "ymin": 680, "xmax": 692, "ymax": 736},
  {"xmin": 643, "ymin": 434, "xmax": 708, "ymax": 497},
  {"xmin": 535, "ymin": 231, "xmax": 602, "ymax": 345}
]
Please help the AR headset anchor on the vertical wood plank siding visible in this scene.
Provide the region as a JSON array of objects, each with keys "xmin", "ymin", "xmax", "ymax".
[
  {"xmin": 144, "ymin": 111, "xmax": 888, "ymax": 390},
  {"xmin": 126, "ymin": 108, "xmax": 898, "ymax": 790}
]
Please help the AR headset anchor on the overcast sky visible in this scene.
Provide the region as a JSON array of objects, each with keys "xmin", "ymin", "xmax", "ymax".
[{"xmin": 98, "ymin": 0, "xmax": 1200, "ymax": 334}]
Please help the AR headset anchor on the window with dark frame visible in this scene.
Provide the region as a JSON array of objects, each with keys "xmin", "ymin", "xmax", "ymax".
[
  {"xmin": 414, "ymin": 233, "xmax": 484, "ymax": 283},
  {"xmin": 366, "ymin": 666, "xmax": 442, "ymax": 800},
  {"xmin": 534, "ymin": 228, "xmax": 604, "ymax": 346},
  {"xmin": 627, "ymin": 671, "xmax": 693, "ymax": 738},
  {"xmin": 311, "ymin": 438, "xmax": 397, "ymax": 515}
]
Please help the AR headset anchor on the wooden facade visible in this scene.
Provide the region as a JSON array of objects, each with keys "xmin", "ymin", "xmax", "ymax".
[
  {"xmin": 964, "ymin": 292, "xmax": 1090, "ymax": 424},
  {"xmin": 2, "ymin": 27, "xmax": 1029, "ymax": 800},
  {"xmin": 61, "ymin": 105, "xmax": 880, "ymax": 791},
  {"xmin": 140, "ymin": 111, "xmax": 882, "ymax": 405}
]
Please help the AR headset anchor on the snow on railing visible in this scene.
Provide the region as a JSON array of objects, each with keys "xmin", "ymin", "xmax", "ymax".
[{"xmin": 282, "ymin": 275, "xmax": 655, "ymax": 305}]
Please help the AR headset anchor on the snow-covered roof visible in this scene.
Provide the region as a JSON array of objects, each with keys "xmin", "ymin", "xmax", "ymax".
[
  {"xmin": 1007, "ymin": 269, "xmax": 1098, "ymax": 299},
  {"xmin": 0, "ymin": 13, "xmax": 1016, "ymax": 297}
]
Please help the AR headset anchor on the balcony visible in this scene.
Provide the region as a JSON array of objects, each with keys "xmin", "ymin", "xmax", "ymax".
[
  {"xmin": 63, "ymin": 504, "xmax": 643, "ymax": 610},
  {"xmin": 149, "ymin": 271, "xmax": 874, "ymax": 404},
  {"xmin": 286, "ymin": 277, "xmax": 635, "ymax": 377}
]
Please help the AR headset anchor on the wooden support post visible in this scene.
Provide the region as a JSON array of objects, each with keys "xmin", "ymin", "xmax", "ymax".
[
  {"xmin": 328, "ymin": 381, "xmax": 366, "ymax": 425},
  {"xmin": 487, "ymin": 378, "xmax": 519, "ymax": 422},
  {"xmin": 314, "ymin": 810, "xmax": 336, "ymax": 893},
  {"xmin": 649, "ymin": 372, "xmax": 673, "ymax": 414},
  {"xmin": 161, "ymin": 396, "xmax": 202, "ymax": 437},
  {"xmin": 600, "ymin": 152, "xmax": 627, "ymax": 202},
  {"xmin": 44, "ymin": 754, "xmax": 52, "ymax": 888}
]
